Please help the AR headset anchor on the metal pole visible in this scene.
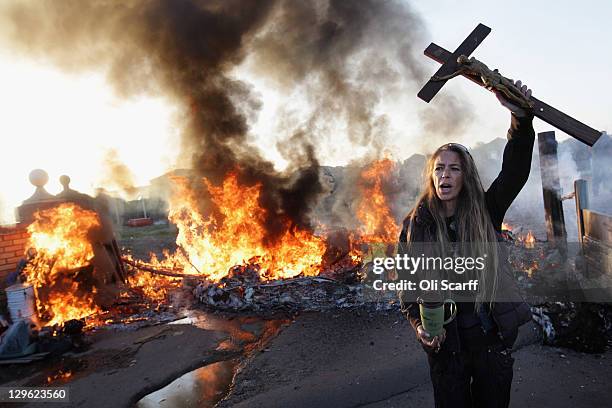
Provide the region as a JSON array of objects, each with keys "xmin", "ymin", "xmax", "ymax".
[{"xmin": 141, "ymin": 198, "xmax": 147, "ymax": 219}]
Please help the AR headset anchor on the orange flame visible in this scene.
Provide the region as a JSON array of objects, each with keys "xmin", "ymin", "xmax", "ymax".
[
  {"xmin": 523, "ymin": 230, "xmax": 536, "ymax": 249},
  {"xmin": 525, "ymin": 260, "xmax": 538, "ymax": 278},
  {"xmin": 43, "ymin": 282, "xmax": 101, "ymax": 326},
  {"xmin": 350, "ymin": 159, "xmax": 400, "ymax": 261},
  {"xmin": 505, "ymin": 224, "xmax": 536, "ymax": 248},
  {"xmin": 148, "ymin": 172, "xmax": 327, "ymax": 281},
  {"xmin": 23, "ymin": 203, "xmax": 102, "ymax": 326},
  {"xmin": 127, "ymin": 259, "xmax": 179, "ymax": 302},
  {"xmin": 46, "ymin": 370, "xmax": 72, "ymax": 384},
  {"xmin": 355, "ymin": 158, "xmax": 400, "ymax": 242}
]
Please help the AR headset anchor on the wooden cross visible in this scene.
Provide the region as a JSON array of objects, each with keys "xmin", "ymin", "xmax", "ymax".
[{"xmin": 418, "ymin": 23, "xmax": 602, "ymax": 146}]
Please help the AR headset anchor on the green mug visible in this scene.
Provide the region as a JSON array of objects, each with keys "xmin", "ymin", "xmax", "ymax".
[{"xmin": 417, "ymin": 297, "xmax": 457, "ymax": 337}]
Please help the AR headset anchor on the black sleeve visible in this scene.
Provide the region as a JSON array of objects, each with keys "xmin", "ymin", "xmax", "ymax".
[
  {"xmin": 485, "ymin": 114, "xmax": 535, "ymax": 231},
  {"xmin": 398, "ymin": 217, "xmax": 422, "ymax": 331}
]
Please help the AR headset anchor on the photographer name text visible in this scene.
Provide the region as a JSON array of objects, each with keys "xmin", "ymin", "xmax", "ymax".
[{"xmin": 372, "ymin": 279, "xmax": 479, "ymax": 292}]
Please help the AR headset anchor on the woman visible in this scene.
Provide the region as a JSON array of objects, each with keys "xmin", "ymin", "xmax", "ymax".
[{"xmin": 398, "ymin": 81, "xmax": 534, "ymax": 408}]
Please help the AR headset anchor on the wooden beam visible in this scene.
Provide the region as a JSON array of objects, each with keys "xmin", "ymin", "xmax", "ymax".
[
  {"xmin": 417, "ymin": 23, "xmax": 491, "ymax": 103},
  {"xmin": 574, "ymin": 179, "xmax": 590, "ymax": 244},
  {"xmin": 537, "ymin": 131, "xmax": 567, "ymax": 250}
]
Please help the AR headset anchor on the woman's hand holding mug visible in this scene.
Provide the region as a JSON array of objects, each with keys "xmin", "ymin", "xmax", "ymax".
[{"xmin": 416, "ymin": 324, "xmax": 446, "ymax": 353}]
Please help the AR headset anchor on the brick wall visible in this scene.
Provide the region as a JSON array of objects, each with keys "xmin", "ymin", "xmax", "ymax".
[{"xmin": 0, "ymin": 224, "xmax": 29, "ymax": 286}]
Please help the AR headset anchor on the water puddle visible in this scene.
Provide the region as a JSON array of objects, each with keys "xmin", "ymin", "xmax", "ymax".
[
  {"xmin": 136, "ymin": 310, "xmax": 290, "ymax": 407},
  {"xmin": 135, "ymin": 359, "xmax": 238, "ymax": 408}
]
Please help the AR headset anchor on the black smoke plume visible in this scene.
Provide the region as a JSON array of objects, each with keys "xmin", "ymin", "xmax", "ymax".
[{"xmin": 0, "ymin": 0, "xmax": 471, "ymax": 242}]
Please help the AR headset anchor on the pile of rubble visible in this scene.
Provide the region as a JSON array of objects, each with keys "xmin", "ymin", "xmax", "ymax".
[
  {"xmin": 505, "ymin": 242, "xmax": 612, "ymax": 353},
  {"xmin": 506, "ymin": 241, "xmax": 579, "ymax": 301},
  {"xmin": 532, "ymin": 302, "xmax": 612, "ymax": 353},
  {"xmin": 0, "ymin": 281, "xmax": 185, "ymax": 364},
  {"xmin": 193, "ymin": 263, "xmax": 399, "ymax": 314}
]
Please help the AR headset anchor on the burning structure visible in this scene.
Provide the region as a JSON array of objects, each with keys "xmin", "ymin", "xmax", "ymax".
[
  {"xmin": 2, "ymin": 172, "xmax": 127, "ymax": 329},
  {"xmin": 24, "ymin": 203, "xmax": 104, "ymax": 326}
]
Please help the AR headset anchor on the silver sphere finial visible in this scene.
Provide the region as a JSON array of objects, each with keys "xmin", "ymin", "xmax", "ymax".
[
  {"xmin": 29, "ymin": 169, "xmax": 49, "ymax": 188},
  {"xmin": 22, "ymin": 168, "xmax": 55, "ymax": 204}
]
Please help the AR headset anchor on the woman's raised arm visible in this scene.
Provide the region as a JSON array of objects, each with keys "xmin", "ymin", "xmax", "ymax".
[{"xmin": 485, "ymin": 81, "xmax": 535, "ymax": 230}]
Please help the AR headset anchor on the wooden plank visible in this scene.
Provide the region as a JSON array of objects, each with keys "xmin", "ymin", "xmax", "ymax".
[
  {"xmin": 417, "ymin": 24, "xmax": 491, "ymax": 102},
  {"xmin": 532, "ymin": 99, "xmax": 601, "ymax": 146},
  {"xmin": 575, "ymin": 179, "xmax": 589, "ymax": 244},
  {"xmin": 538, "ymin": 131, "xmax": 567, "ymax": 245},
  {"xmin": 424, "ymin": 44, "xmax": 602, "ymax": 146},
  {"xmin": 584, "ymin": 209, "xmax": 612, "ymax": 244},
  {"xmin": 583, "ymin": 235, "xmax": 612, "ymax": 279}
]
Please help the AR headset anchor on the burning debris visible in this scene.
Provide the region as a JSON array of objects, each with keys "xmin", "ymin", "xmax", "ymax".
[
  {"xmin": 0, "ymin": 153, "xmax": 406, "ymax": 355},
  {"xmin": 522, "ymin": 230, "xmax": 537, "ymax": 249},
  {"xmin": 113, "ymin": 157, "xmax": 406, "ymax": 315},
  {"xmin": 160, "ymin": 172, "xmax": 328, "ymax": 281},
  {"xmin": 501, "ymin": 222, "xmax": 537, "ymax": 248},
  {"xmin": 46, "ymin": 369, "xmax": 73, "ymax": 384},
  {"xmin": 23, "ymin": 203, "xmax": 104, "ymax": 326},
  {"xmin": 119, "ymin": 157, "xmax": 403, "ymax": 289},
  {"xmin": 1, "ymin": 194, "xmax": 187, "ymax": 357},
  {"xmin": 191, "ymin": 264, "xmax": 401, "ymax": 314},
  {"xmin": 126, "ymin": 267, "xmax": 181, "ymax": 303}
]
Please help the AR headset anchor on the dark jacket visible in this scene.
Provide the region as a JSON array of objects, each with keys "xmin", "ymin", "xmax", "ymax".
[{"xmin": 399, "ymin": 114, "xmax": 535, "ymax": 351}]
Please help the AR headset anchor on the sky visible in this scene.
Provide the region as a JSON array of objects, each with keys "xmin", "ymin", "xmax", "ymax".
[
  {"xmin": 0, "ymin": 0, "xmax": 610, "ymax": 224},
  {"xmin": 411, "ymin": 0, "xmax": 612, "ymax": 142}
]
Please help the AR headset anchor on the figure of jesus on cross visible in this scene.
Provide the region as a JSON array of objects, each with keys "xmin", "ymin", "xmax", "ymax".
[{"xmin": 418, "ymin": 23, "xmax": 602, "ymax": 146}]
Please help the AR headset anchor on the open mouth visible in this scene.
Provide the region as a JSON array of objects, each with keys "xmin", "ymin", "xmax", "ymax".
[{"xmin": 439, "ymin": 183, "xmax": 452, "ymax": 193}]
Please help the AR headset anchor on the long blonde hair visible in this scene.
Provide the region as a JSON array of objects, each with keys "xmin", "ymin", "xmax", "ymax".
[{"xmin": 407, "ymin": 144, "xmax": 499, "ymax": 306}]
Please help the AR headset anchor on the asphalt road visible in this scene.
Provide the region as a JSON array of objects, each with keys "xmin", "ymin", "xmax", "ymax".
[
  {"xmin": 220, "ymin": 309, "xmax": 611, "ymax": 408},
  {"xmin": 3, "ymin": 308, "xmax": 608, "ymax": 407}
]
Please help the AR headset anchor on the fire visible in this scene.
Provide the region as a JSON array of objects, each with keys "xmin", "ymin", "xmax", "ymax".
[
  {"xmin": 350, "ymin": 159, "xmax": 400, "ymax": 261},
  {"xmin": 520, "ymin": 230, "xmax": 536, "ymax": 249},
  {"xmin": 25, "ymin": 203, "xmax": 99, "ymax": 279},
  {"xmin": 525, "ymin": 260, "xmax": 539, "ymax": 278},
  {"xmin": 47, "ymin": 370, "xmax": 72, "ymax": 384},
  {"xmin": 524, "ymin": 231, "xmax": 536, "ymax": 248},
  {"xmin": 43, "ymin": 282, "xmax": 100, "ymax": 327},
  {"xmin": 502, "ymin": 223, "xmax": 536, "ymax": 248},
  {"xmin": 148, "ymin": 172, "xmax": 327, "ymax": 281},
  {"xmin": 23, "ymin": 203, "xmax": 102, "ymax": 326},
  {"xmin": 355, "ymin": 158, "xmax": 400, "ymax": 243},
  {"xmin": 134, "ymin": 274, "xmax": 173, "ymax": 301},
  {"xmin": 127, "ymin": 266, "xmax": 179, "ymax": 302}
]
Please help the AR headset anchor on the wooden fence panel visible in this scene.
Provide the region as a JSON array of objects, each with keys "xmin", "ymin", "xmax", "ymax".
[{"xmin": 574, "ymin": 181, "xmax": 612, "ymax": 299}]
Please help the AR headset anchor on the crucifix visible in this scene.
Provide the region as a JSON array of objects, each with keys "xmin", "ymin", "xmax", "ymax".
[{"xmin": 418, "ymin": 23, "xmax": 602, "ymax": 146}]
